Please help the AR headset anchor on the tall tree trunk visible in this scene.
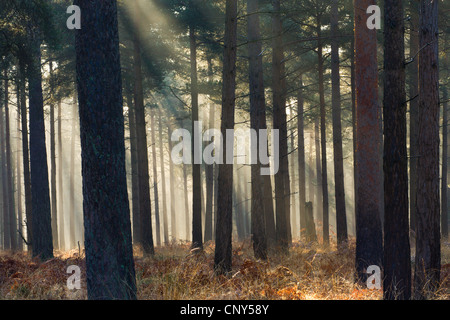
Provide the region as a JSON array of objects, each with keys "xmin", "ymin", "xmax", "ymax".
[
  {"xmin": 49, "ymin": 62, "xmax": 58, "ymax": 250},
  {"xmin": 290, "ymin": 106, "xmax": 297, "ymax": 239},
  {"xmin": 354, "ymin": 0, "xmax": 383, "ymax": 284},
  {"xmin": 167, "ymin": 124, "xmax": 177, "ymax": 241},
  {"xmin": 18, "ymin": 58, "xmax": 32, "ymax": 250},
  {"xmin": 15, "ymin": 77, "xmax": 23, "ymax": 251},
  {"xmin": 133, "ymin": 11, "xmax": 154, "ymax": 254},
  {"xmin": 314, "ymin": 118, "xmax": 322, "ymax": 238},
  {"xmin": 126, "ymin": 86, "xmax": 140, "ymax": 245},
  {"xmin": 247, "ymin": 0, "xmax": 267, "ymax": 260},
  {"xmin": 150, "ymin": 107, "xmax": 161, "ymax": 247},
  {"xmin": 383, "ymin": 0, "xmax": 411, "ymax": 300},
  {"xmin": 57, "ymin": 100, "xmax": 65, "ymax": 250},
  {"xmin": 183, "ymin": 162, "xmax": 190, "ymax": 240},
  {"xmin": 204, "ymin": 57, "xmax": 214, "ymax": 243},
  {"xmin": 308, "ymin": 131, "xmax": 317, "ymax": 242},
  {"xmin": 442, "ymin": 87, "xmax": 448, "ymax": 240},
  {"xmin": 69, "ymin": 94, "xmax": 76, "ymax": 249},
  {"xmin": 190, "ymin": 24, "xmax": 203, "ymax": 250},
  {"xmin": 317, "ymin": 20, "xmax": 329, "ymax": 246},
  {"xmin": 297, "ymin": 76, "xmax": 306, "ymax": 240},
  {"xmin": 1, "ymin": 80, "xmax": 11, "ymax": 250},
  {"xmin": 330, "ymin": 0, "xmax": 347, "ymax": 247},
  {"xmin": 158, "ymin": 108, "xmax": 169, "ymax": 245},
  {"xmin": 272, "ymin": 0, "xmax": 290, "ymax": 252},
  {"xmin": 74, "ymin": 0, "xmax": 137, "ymax": 299},
  {"xmin": 28, "ymin": 29, "xmax": 53, "ymax": 260},
  {"xmin": 214, "ymin": 0, "xmax": 237, "ymax": 274},
  {"xmin": 409, "ymin": 0, "xmax": 419, "ymax": 234},
  {"xmin": 414, "ymin": 0, "xmax": 440, "ymax": 299}
]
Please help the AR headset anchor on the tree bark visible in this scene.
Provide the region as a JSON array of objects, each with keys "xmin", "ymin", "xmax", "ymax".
[
  {"xmin": 354, "ymin": 0, "xmax": 383, "ymax": 284},
  {"xmin": 28, "ymin": 29, "xmax": 53, "ymax": 260},
  {"xmin": 247, "ymin": 0, "xmax": 267, "ymax": 260},
  {"xmin": 190, "ymin": 24, "xmax": 203, "ymax": 250},
  {"xmin": 150, "ymin": 107, "xmax": 161, "ymax": 247},
  {"xmin": 442, "ymin": 87, "xmax": 448, "ymax": 240},
  {"xmin": 330, "ymin": 0, "xmax": 347, "ymax": 247},
  {"xmin": 214, "ymin": 0, "xmax": 237, "ymax": 274},
  {"xmin": 382, "ymin": 0, "xmax": 411, "ymax": 300},
  {"xmin": 49, "ymin": 62, "xmax": 58, "ymax": 250},
  {"xmin": 272, "ymin": 0, "xmax": 290, "ymax": 253},
  {"xmin": 133, "ymin": 15, "xmax": 154, "ymax": 254},
  {"xmin": 158, "ymin": 108, "xmax": 169, "ymax": 245},
  {"xmin": 317, "ymin": 20, "xmax": 329, "ymax": 246},
  {"xmin": 409, "ymin": 0, "xmax": 419, "ymax": 234},
  {"xmin": 74, "ymin": 0, "xmax": 136, "ymax": 299},
  {"xmin": 57, "ymin": 100, "xmax": 65, "ymax": 250},
  {"xmin": 297, "ymin": 76, "xmax": 306, "ymax": 240},
  {"xmin": 414, "ymin": 0, "xmax": 440, "ymax": 299}
]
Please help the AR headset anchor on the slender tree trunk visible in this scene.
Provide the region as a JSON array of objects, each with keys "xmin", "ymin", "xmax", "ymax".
[
  {"xmin": 15, "ymin": 78, "xmax": 23, "ymax": 251},
  {"xmin": 272, "ymin": 0, "xmax": 290, "ymax": 252},
  {"xmin": 330, "ymin": 0, "xmax": 347, "ymax": 247},
  {"xmin": 297, "ymin": 76, "xmax": 306, "ymax": 240},
  {"xmin": 414, "ymin": 0, "xmax": 440, "ymax": 299},
  {"xmin": 214, "ymin": 0, "xmax": 237, "ymax": 274},
  {"xmin": 69, "ymin": 94, "xmax": 76, "ymax": 249},
  {"xmin": 57, "ymin": 100, "xmax": 65, "ymax": 250},
  {"xmin": 74, "ymin": 0, "xmax": 136, "ymax": 299},
  {"xmin": 314, "ymin": 118, "xmax": 322, "ymax": 238},
  {"xmin": 442, "ymin": 87, "xmax": 448, "ymax": 240},
  {"xmin": 49, "ymin": 62, "xmax": 58, "ymax": 250},
  {"xmin": 183, "ymin": 163, "xmax": 190, "ymax": 240},
  {"xmin": 409, "ymin": 0, "xmax": 419, "ymax": 234},
  {"xmin": 189, "ymin": 25, "xmax": 203, "ymax": 251},
  {"xmin": 167, "ymin": 124, "xmax": 177, "ymax": 241},
  {"xmin": 204, "ymin": 57, "xmax": 214, "ymax": 243},
  {"xmin": 317, "ymin": 21, "xmax": 329, "ymax": 246},
  {"xmin": 19, "ymin": 58, "xmax": 32, "ymax": 250},
  {"xmin": 150, "ymin": 108, "xmax": 161, "ymax": 247},
  {"xmin": 247, "ymin": 0, "xmax": 267, "ymax": 260},
  {"xmin": 290, "ymin": 106, "xmax": 297, "ymax": 239},
  {"xmin": 158, "ymin": 108, "xmax": 169, "ymax": 245},
  {"xmin": 383, "ymin": 0, "xmax": 411, "ymax": 300},
  {"xmin": 126, "ymin": 86, "xmax": 140, "ymax": 245},
  {"xmin": 1, "ymin": 81, "xmax": 11, "ymax": 250},
  {"xmin": 28, "ymin": 29, "xmax": 53, "ymax": 261},
  {"xmin": 133, "ymin": 16, "xmax": 154, "ymax": 254},
  {"xmin": 354, "ymin": 0, "xmax": 383, "ymax": 284}
]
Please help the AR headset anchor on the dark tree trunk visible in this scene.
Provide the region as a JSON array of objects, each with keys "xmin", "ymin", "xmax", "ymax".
[
  {"xmin": 150, "ymin": 107, "xmax": 161, "ymax": 247},
  {"xmin": 18, "ymin": 58, "xmax": 32, "ymax": 250},
  {"xmin": 354, "ymin": 0, "xmax": 383, "ymax": 284},
  {"xmin": 183, "ymin": 162, "xmax": 190, "ymax": 240},
  {"xmin": 214, "ymin": 0, "xmax": 237, "ymax": 274},
  {"xmin": 409, "ymin": 0, "xmax": 419, "ymax": 234},
  {"xmin": 167, "ymin": 124, "xmax": 177, "ymax": 240},
  {"xmin": 74, "ymin": 0, "xmax": 136, "ymax": 299},
  {"xmin": 133, "ymin": 17, "xmax": 154, "ymax": 255},
  {"xmin": 314, "ymin": 118, "xmax": 322, "ymax": 237},
  {"xmin": 49, "ymin": 62, "xmax": 58, "ymax": 250},
  {"xmin": 190, "ymin": 24, "xmax": 203, "ymax": 251},
  {"xmin": 126, "ymin": 86, "xmax": 140, "ymax": 245},
  {"xmin": 15, "ymin": 78, "xmax": 23, "ymax": 251},
  {"xmin": 317, "ymin": 21, "xmax": 329, "ymax": 246},
  {"xmin": 158, "ymin": 108, "xmax": 169, "ymax": 245},
  {"xmin": 297, "ymin": 76, "xmax": 306, "ymax": 240},
  {"xmin": 28, "ymin": 30, "xmax": 53, "ymax": 260},
  {"xmin": 57, "ymin": 100, "xmax": 65, "ymax": 250},
  {"xmin": 383, "ymin": 0, "xmax": 411, "ymax": 300},
  {"xmin": 1, "ymin": 80, "xmax": 11, "ymax": 250},
  {"xmin": 442, "ymin": 87, "xmax": 448, "ymax": 240},
  {"xmin": 330, "ymin": 0, "xmax": 347, "ymax": 247},
  {"xmin": 272, "ymin": 0, "xmax": 290, "ymax": 253},
  {"xmin": 204, "ymin": 57, "xmax": 214, "ymax": 243},
  {"xmin": 414, "ymin": 0, "xmax": 440, "ymax": 299},
  {"xmin": 247, "ymin": 0, "xmax": 267, "ymax": 260},
  {"xmin": 69, "ymin": 94, "xmax": 76, "ymax": 249}
]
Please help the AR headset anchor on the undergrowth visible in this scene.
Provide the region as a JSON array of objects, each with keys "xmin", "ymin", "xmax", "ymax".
[{"xmin": 0, "ymin": 239, "xmax": 448, "ymax": 300}]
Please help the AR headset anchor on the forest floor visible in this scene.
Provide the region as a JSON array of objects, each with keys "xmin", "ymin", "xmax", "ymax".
[{"xmin": 0, "ymin": 238, "xmax": 449, "ymax": 300}]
